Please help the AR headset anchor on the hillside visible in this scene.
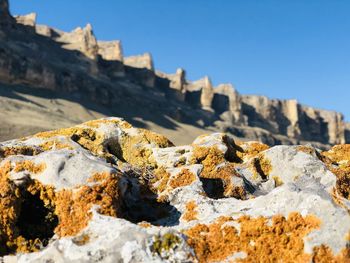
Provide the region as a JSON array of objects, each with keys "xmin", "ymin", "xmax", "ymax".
[{"xmin": 0, "ymin": 0, "xmax": 349, "ymax": 148}]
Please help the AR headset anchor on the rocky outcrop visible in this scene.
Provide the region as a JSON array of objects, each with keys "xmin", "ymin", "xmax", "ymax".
[
  {"xmin": 213, "ymin": 83, "xmax": 245, "ymax": 123},
  {"xmin": 0, "ymin": 118, "xmax": 350, "ymax": 262},
  {"xmin": 124, "ymin": 53, "xmax": 154, "ymax": 71},
  {"xmin": 185, "ymin": 76, "xmax": 214, "ymax": 111},
  {"xmin": 14, "ymin": 13, "xmax": 36, "ymax": 27},
  {"xmin": 156, "ymin": 68, "xmax": 187, "ymax": 101},
  {"xmin": 346, "ymin": 123, "xmax": 350, "ymax": 142},
  {"xmin": 54, "ymin": 24, "xmax": 98, "ymax": 61},
  {"xmin": 97, "ymin": 40, "xmax": 123, "ymax": 61},
  {"xmin": 0, "ymin": 0, "xmax": 349, "ymax": 148}
]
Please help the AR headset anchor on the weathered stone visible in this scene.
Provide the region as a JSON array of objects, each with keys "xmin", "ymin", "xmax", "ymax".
[
  {"xmin": 0, "ymin": 118, "xmax": 349, "ymax": 262},
  {"xmin": 14, "ymin": 13, "xmax": 36, "ymax": 27},
  {"xmin": 97, "ymin": 40, "xmax": 123, "ymax": 61},
  {"xmin": 55, "ymin": 24, "xmax": 98, "ymax": 60},
  {"xmin": 124, "ymin": 53, "xmax": 154, "ymax": 71},
  {"xmin": 35, "ymin": 24, "xmax": 52, "ymax": 37},
  {"xmin": 156, "ymin": 68, "xmax": 187, "ymax": 101},
  {"xmin": 213, "ymin": 83, "xmax": 245, "ymax": 124},
  {"xmin": 185, "ymin": 76, "xmax": 214, "ymax": 111}
]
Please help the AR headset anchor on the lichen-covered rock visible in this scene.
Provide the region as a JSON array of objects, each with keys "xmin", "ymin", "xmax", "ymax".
[{"xmin": 0, "ymin": 117, "xmax": 350, "ymax": 262}]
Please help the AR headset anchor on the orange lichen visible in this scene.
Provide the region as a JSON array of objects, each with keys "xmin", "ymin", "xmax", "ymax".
[
  {"xmin": 182, "ymin": 201, "xmax": 198, "ymax": 222},
  {"xmin": 190, "ymin": 146, "xmax": 247, "ymax": 199},
  {"xmin": 169, "ymin": 169, "xmax": 197, "ymax": 189},
  {"xmin": 151, "ymin": 167, "xmax": 171, "ymax": 195},
  {"xmin": 0, "ymin": 162, "xmax": 56, "ymax": 255},
  {"xmin": 184, "ymin": 212, "xmax": 321, "ymax": 263},
  {"xmin": 72, "ymin": 234, "xmax": 90, "ymax": 246},
  {"xmin": 14, "ymin": 160, "xmax": 46, "ymax": 174},
  {"xmin": 236, "ymin": 141, "xmax": 270, "ymax": 162},
  {"xmin": 312, "ymin": 244, "xmax": 350, "ymax": 263},
  {"xmin": 321, "ymin": 145, "xmax": 350, "ymax": 199},
  {"xmin": 216, "ymin": 164, "xmax": 247, "ymax": 199},
  {"xmin": 0, "ymin": 164, "xmax": 121, "ymax": 255},
  {"xmin": 54, "ymin": 172, "xmax": 120, "ymax": 236},
  {"xmin": 0, "ymin": 161, "xmax": 21, "ymax": 256},
  {"xmin": 39, "ymin": 140, "xmax": 73, "ymax": 151},
  {"xmin": 296, "ymin": 145, "xmax": 316, "ymax": 155},
  {"xmin": 190, "ymin": 146, "xmax": 225, "ymax": 178},
  {"xmin": 0, "ymin": 146, "xmax": 40, "ymax": 158},
  {"xmin": 138, "ymin": 221, "xmax": 152, "ymax": 228}
]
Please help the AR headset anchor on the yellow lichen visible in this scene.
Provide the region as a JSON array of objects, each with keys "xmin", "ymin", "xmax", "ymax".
[
  {"xmin": 273, "ymin": 176, "xmax": 284, "ymax": 187},
  {"xmin": 190, "ymin": 146, "xmax": 225, "ymax": 178},
  {"xmin": 39, "ymin": 140, "xmax": 73, "ymax": 151},
  {"xmin": 118, "ymin": 129, "xmax": 173, "ymax": 167},
  {"xmin": 84, "ymin": 119, "xmax": 132, "ymax": 129},
  {"xmin": 251, "ymin": 153, "xmax": 272, "ymax": 180},
  {"xmin": 36, "ymin": 126, "xmax": 105, "ymax": 157},
  {"xmin": 151, "ymin": 233, "xmax": 181, "ymax": 255}
]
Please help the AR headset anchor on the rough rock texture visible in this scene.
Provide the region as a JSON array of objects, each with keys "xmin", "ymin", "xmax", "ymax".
[
  {"xmin": 97, "ymin": 40, "xmax": 124, "ymax": 61},
  {"xmin": 124, "ymin": 53, "xmax": 154, "ymax": 71},
  {"xmin": 0, "ymin": 117, "xmax": 350, "ymax": 262},
  {"xmin": 14, "ymin": 13, "xmax": 36, "ymax": 27},
  {"xmin": 0, "ymin": 0, "xmax": 349, "ymax": 148}
]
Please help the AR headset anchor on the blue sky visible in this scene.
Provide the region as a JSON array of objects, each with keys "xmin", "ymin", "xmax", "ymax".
[{"xmin": 10, "ymin": 0, "xmax": 350, "ymax": 121}]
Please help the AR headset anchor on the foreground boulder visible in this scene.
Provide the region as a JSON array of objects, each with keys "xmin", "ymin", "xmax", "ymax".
[{"xmin": 0, "ymin": 118, "xmax": 349, "ymax": 262}]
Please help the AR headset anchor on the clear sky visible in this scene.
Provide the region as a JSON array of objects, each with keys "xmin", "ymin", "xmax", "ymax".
[{"xmin": 10, "ymin": 0, "xmax": 350, "ymax": 121}]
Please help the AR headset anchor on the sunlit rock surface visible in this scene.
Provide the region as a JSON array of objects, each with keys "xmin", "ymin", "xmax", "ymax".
[{"xmin": 0, "ymin": 118, "xmax": 349, "ymax": 262}]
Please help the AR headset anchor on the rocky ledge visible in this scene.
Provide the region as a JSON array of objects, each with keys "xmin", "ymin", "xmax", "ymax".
[{"xmin": 0, "ymin": 118, "xmax": 349, "ymax": 262}]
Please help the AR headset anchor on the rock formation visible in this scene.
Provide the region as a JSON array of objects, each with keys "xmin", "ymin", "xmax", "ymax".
[
  {"xmin": 124, "ymin": 53, "xmax": 154, "ymax": 71},
  {"xmin": 0, "ymin": 118, "xmax": 350, "ymax": 262},
  {"xmin": 98, "ymin": 40, "xmax": 123, "ymax": 61},
  {"xmin": 0, "ymin": 0, "xmax": 349, "ymax": 148},
  {"xmin": 14, "ymin": 13, "xmax": 36, "ymax": 27}
]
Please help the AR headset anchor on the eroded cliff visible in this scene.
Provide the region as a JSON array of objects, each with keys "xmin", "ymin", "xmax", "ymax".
[{"xmin": 0, "ymin": 0, "xmax": 349, "ymax": 148}]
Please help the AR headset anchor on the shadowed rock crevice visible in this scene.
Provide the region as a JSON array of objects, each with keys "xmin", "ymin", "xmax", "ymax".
[
  {"xmin": 200, "ymin": 178, "xmax": 225, "ymax": 199},
  {"xmin": 16, "ymin": 191, "xmax": 58, "ymax": 247},
  {"xmin": 118, "ymin": 175, "xmax": 180, "ymax": 226}
]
